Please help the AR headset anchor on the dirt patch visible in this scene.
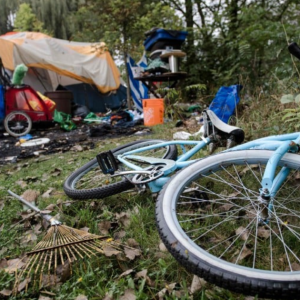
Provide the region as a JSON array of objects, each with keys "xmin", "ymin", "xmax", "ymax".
[{"xmin": 0, "ymin": 122, "xmax": 150, "ymax": 165}]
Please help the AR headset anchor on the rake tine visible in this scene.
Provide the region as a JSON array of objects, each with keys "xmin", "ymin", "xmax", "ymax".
[{"xmin": 8, "ymin": 190, "xmax": 130, "ymax": 294}]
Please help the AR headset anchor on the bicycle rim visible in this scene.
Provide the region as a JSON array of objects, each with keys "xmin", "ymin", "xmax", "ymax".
[{"xmin": 157, "ymin": 150, "xmax": 300, "ymax": 298}]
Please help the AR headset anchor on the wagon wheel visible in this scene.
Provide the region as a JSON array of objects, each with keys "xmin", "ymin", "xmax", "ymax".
[{"xmin": 4, "ymin": 111, "xmax": 32, "ymax": 137}]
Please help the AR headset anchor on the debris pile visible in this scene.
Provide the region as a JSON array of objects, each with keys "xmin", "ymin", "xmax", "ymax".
[{"xmin": 0, "ymin": 123, "xmax": 149, "ymax": 164}]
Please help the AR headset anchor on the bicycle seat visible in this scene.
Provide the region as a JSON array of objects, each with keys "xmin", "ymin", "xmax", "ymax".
[{"xmin": 204, "ymin": 109, "xmax": 244, "ymax": 143}]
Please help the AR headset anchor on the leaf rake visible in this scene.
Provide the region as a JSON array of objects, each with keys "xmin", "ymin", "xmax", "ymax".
[{"xmin": 8, "ymin": 190, "xmax": 124, "ymax": 293}]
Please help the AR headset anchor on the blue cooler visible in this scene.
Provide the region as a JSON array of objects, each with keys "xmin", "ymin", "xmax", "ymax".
[{"xmin": 144, "ymin": 28, "xmax": 188, "ymax": 52}]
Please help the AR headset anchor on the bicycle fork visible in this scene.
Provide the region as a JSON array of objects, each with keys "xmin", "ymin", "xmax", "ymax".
[{"xmin": 258, "ymin": 140, "xmax": 299, "ymax": 224}]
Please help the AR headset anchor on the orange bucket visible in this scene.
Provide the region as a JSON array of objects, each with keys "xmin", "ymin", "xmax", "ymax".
[{"xmin": 143, "ymin": 98, "xmax": 164, "ymax": 126}]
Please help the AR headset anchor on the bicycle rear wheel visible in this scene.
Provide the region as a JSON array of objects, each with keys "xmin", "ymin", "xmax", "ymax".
[
  {"xmin": 156, "ymin": 150, "xmax": 300, "ymax": 299},
  {"xmin": 64, "ymin": 139, "xmax": 177, "ymax": 200}
]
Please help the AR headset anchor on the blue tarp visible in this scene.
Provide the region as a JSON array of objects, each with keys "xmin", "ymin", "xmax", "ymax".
[
  {"xmin": 126, "ymin": 54, "xmax": 148, "ymax": 112},
  {"xmin": 209, "ymin": 85, "xmax": 242, "ymax": 123},
  {"xmin": 0, "ymin": 85, "xmax": 4, "ymax": 121}
]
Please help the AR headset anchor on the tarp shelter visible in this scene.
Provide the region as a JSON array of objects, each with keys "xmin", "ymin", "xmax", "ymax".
[{"xmin": 0, "ymin": 31, "xmax": 126, "ymax": 112}]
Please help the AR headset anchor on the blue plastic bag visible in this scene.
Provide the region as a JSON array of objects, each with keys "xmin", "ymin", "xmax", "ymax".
[
  {"xmin": 0, "ymin": 85, "xmax": 4, "ymax": 121},
  {"xmin": 208, "ymin": 85, "xmax": 242, "ymax": 123}
]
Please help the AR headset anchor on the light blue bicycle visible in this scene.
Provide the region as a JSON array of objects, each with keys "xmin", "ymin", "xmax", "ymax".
[{"xmin": 63, "ymin": 43, "xmax": 300, "ymax": 299}]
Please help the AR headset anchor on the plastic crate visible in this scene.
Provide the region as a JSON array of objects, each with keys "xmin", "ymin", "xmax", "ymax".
[{"xmin": 144, "ymin": 29, "xmax": 188, "ymax": 52}]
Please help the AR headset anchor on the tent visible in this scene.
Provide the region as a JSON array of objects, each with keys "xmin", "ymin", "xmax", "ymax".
[{"xmin": 0, "ymin": 31, "xmax": 126, "ymax": 112}]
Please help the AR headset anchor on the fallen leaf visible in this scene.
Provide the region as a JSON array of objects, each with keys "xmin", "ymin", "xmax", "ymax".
[
  {"xmin": 41, "ymin": 274, "xmax": 61, "ymax": 287},
  {"xmin": 45, "ymin": 204, "xmax": 55, "ymax": 211},
  {"xmin": 127, "ymin": 238, "xmax": 139, "ymax": 247},
  {"xmin": 157, "ymin": 287, "xmax": 167, "ymax": 299},
  {"xmin": 51, "ymin": 168, "xmax": 62, "ymax": 177},
  {"xmin": 235, "ymin": 246, "xmax": 252, "ymax": 262},
  {"xmin": 157, "ymin": 283, "xmax": 179, "ymax": 299},
  {"xmin": 21, "ymin": 230, "xmax": 37, "ymax": 244},
  {"xmin": 102, "ymin": 294, "xmax": 113, "ymax": 300},
  {"xmin": 15, "ymin": 180, "xmax": 27, "ymax": 188},
  {"xmin": 159, "ymin": 242, "xmax": 168, "ymax": 252},
  {"xmin": 124, "ymin": 247, "xmax": 141, "ymax": 260},
  {"xmin": 74, "ymin": 295, "xmax": 88, "ymax": 300},
  {"xmin": 235, "ymin": 226, "xmax": 250, "ymax": 241},
  {"xmin": 98, "ymin": 221, "xmax": 111, "ymax": 235},
  {"xmin": 190, "ymin": 275, "xmax": 206, "ymax": 294},
  {"xmin": 0, "ymin": 259, "xmax": 8, "ymax": 269},
  {"xmin": 21, "ymin": 189, "xmax": 39, "ymax": 203},
  {"xmin": 17, "ymin": 278, "xmax": 30, "ymax": 292},
  {"xmin": 135, "ymin": 269, "xmax": 154, "ymax": 287},
  {"xmin": 71, "ymin": 145, "xmax": 83, "ymax": 152},
  {"xmin": 118, "ymin": 269, "xmax": 134, "ymax": 279},
  {"xmin": 285, "ymin": 262, "xmax": 300, "ymax": 271},
  {"xmin": 42, "ymin": 188, "xmax": 54, "ymax": 198},
  {"xmin": 114, "ymin": 230, "xmax": 126, "ymax": 240},
  {"xmin": 257, "ymin": 227, "xmax": 270, "ymax": 239},
  {"xmin": 5, "ymin": 258, "xmax": 26, "ymax": 273},
  {"xmin": 103, "ymin": 246, "xmax": 121, "ymax": 257},
  {"xmin": 0, "ymin": 289, "xmax": 12, "ymax": 297},
  {"xmin": 20, "ymin": 211, "xmax": 36, "ymax": 220},
  {"xmin": 218, "ymin": 204, "xmax": 234, "ymax": 212},
  {"xmin": 116, "ymin": 212, "xmax": 131, "ymax": 227},
  {"xmin": 135, "ymin": 269, "xmax": 147, "ymax": 279},
  {"xmin": 120, "ymin": 289, "xmax": 136, "ymax": 300},
  {"xmin": 0, "ymin": 248, "xmax": 8, "ymax": 257},
  {"xmin": 56, "ymin": 262, "xmax": 71, "ymax": 282}
]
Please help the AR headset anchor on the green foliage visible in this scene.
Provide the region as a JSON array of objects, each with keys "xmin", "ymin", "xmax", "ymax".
[
  {"xmin": 13, "ymin": 3, "xmax": 46, "ymax": 33},
  {"xmin": 71, "ymin": 0, "xmax": 182, "ymax": 59},
  {"xmin": 2, "ymin": 0, "xmax": 300, "ymax": 103},
  {"xmin": 280, "ymin": 93, "xmax": 300, "ymax": 132}
]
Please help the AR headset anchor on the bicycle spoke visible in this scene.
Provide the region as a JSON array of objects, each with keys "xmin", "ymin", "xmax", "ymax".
[{"xmin": 175, "ymin": 159, "xmax": 300, "ymax": 272}]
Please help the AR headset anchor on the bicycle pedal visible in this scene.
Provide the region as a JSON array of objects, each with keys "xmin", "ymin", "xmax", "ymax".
[{"xmin": 96, "ymin": 151, "xmax": 118, "ymax": 175}]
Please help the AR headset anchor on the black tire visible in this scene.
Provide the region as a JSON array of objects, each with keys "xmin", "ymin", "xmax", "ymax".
[
  {"xmin": 64, "ymin": 139, "xmax": 177, "ymax": 200},
  {"xmin": 156, "ymin": 150, "xmax": 300, "ymax": 299},
  {"xmin": 4, "ymin": 111, "xmax": 32, "ymax": 137}
]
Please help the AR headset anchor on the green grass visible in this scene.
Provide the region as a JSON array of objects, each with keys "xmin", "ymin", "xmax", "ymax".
[{"xmin": 0, "ymin": 97, "xmax": 287, "ymax": 299}]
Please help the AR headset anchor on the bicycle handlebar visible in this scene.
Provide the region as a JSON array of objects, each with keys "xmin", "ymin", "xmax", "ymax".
[{"xmin": 288, "ymin": 42, "xmax": 300, "ymax": 60}]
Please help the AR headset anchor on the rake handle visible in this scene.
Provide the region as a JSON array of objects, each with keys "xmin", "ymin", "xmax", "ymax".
[{"xmin": 8, "ymin": 190, "xmax": 56, "ymax": 223}]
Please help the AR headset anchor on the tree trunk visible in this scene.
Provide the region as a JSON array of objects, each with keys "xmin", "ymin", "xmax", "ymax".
[
  {"xmin": 123, "ymin": 49, "xmax": 132, "ymax": 110},
  {"xmin": 185, "ymin": 0, "xmax": 196, "ymax": 79}
]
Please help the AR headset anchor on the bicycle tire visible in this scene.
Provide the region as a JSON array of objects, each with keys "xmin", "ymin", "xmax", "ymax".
[
  {"xmin": 156, "ymin": 150, "xmax": 300, "ymax": 299},
  {"xmin": 64, "ymin": 139, "xmax": 177, "ymax": 200},
  {"xmin": 4, "ymin": 111, "xmax": 32, "ymax": 137}
]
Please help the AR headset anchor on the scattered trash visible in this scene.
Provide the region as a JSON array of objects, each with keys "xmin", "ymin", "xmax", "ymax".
[
  {"xmin": 173, "ymin": 126, "xmax": 204, "ymax": 140},
  {"xmin": 20, "ymin": 138, "xmax": 50, "ymax": 147},
  {"xmin": 53, "ymin": 110, "xmax": 77, "ymax": 131},
  {"xmin": 0, "ymin": 123, "xmax": 149, "ymax": 165}
]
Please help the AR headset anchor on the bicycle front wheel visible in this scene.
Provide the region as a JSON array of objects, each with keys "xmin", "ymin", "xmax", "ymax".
[
  {"xmin": 156, "ymin": 150, "xmax": 300, "ymax": 299},
  {"xmin": 64, "ymin": 139, "xmax": 177, "ymax": 200}
]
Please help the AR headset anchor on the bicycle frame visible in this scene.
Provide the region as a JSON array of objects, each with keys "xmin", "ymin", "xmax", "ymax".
[{"xmin": 116, "ymin": 132, "xmax": 300, "ymax": 194}]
